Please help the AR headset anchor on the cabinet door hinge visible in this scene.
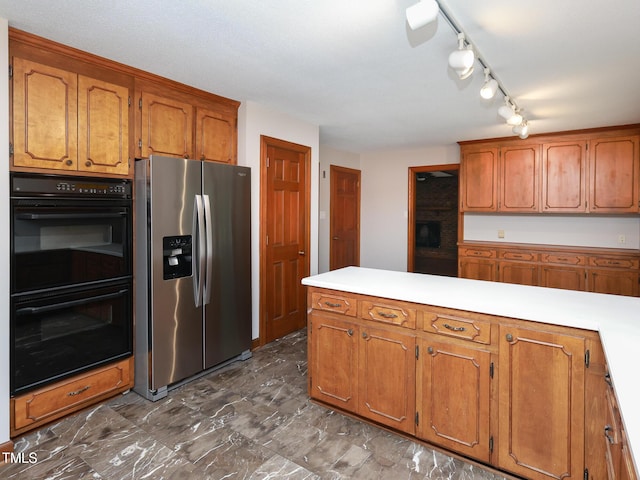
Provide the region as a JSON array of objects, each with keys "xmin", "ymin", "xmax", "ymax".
[
  {"xmin": 490, "ymin": 362, "xmax": 494, "ymax": 379},
  {"xmin": 585, "ymin": 349, "xmax": 590, "ymax": 368},
  {"xmin": 9, "ymin": 142, "xmax": 14, "ymax": 157},
  {"xmin": 138, "ymin": 97, "xmax": 143, "ymax": 109},
  {"xmin": 138, "ymin": 139, "xmax": 142, "ymax": 149},
  {"xmin": 128, "ymin": 96, "xmax": 131, "ymax": 107},
  {"xmin": 8, "ymin": 64, "xmax": 13, "ymax": 78},
  {"xmin": 489, "ymin": 436, "xmax": 494, "ymax": 453},
  {"xmin": 266, "ymin": 156, "xmax": 270, "ymax": 168},
  {"xmin": 584, "ymin": 467, "xmax": 589, "ymax": 480},
  {"xmin": 415, "ymin": 345, "xmax": 419, "ymax": 360},
  {"xmin": 415, "ymin": 412, "xmax": 419, "ymax": 426}
]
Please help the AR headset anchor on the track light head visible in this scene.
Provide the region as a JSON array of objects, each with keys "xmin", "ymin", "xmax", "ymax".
[
  {"xmin": 406, "ymin": 0, "xmax": 439, "ymax": 30},
  {"xmin": 498, "ymin": 97, "xmax": 522, "ymax": 125},
  {"xmin": 513, "ymin": 121, "xmax": 529, "ymax": 139},
  {"xmin": 480, "ymin": 68, "xmax": 498, "ymax": 99},
  {"xmin": 448, "ymin": 33, "xmax": 475, "ymax": 80}
]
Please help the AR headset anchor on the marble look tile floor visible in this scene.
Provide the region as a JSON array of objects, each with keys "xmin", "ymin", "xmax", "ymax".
[{"xmin": 3, "ymin": 329, "xmax": 511, "ymax": 479}]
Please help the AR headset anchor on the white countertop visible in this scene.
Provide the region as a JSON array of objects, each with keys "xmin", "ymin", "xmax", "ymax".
[{"xmin": 302, "ymin": 266, "xmax": 640, "ymax": 471}]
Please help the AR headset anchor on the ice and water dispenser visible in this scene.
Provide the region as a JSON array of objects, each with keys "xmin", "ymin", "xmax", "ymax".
[{"xmin": 163, "ymin": 235, "xmax": 192, "ymax": 280}]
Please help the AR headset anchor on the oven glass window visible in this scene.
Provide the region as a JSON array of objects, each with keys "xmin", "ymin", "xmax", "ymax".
[
  {"xmin": 11, "ymin": 282, "xmax": 132, "ymax": 394},
  {"xmin": 12, "ymin": 204, "xmax": 131, "ymax": 293}
]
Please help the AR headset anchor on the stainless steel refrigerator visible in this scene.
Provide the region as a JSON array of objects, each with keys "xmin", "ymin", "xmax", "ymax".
[{"xmin": 134, "ymin": 155, "xmax": 252, "ymax": 401}]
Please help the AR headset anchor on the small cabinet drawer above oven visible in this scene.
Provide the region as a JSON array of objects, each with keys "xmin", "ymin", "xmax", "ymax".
[{"xmin": 11, "ymin": 357, "xmax": 133, "ymax": 436}]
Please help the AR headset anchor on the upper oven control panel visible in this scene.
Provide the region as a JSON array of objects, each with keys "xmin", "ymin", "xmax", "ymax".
[{"xmin": 11, "ymin": 173, "xmax": 132, "ymax": 199}]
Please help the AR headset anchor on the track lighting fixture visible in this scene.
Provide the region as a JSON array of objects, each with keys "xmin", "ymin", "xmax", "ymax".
[
  {"xmin": 498, "ymin": 97, "xmax": 523, "ymax": 126},
  {"xmin": 406, "ymin": 0, "xmax": 439, "ymax": 30},
  {"xmin": 448, "ymin": 33, "xmax": 475, "ymax": 80},
  {"xmin": 480, "ymin": 68, "xmax": 498, "ymax": 100},
  {"xmin": 513, "ymin": 121, "xmax": 529, "ymax": 139}
]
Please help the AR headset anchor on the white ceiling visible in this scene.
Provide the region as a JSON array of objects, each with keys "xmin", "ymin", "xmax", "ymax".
[{"xmin": 1, "ymin": 0, "xmax": 639, "ymax": 153}]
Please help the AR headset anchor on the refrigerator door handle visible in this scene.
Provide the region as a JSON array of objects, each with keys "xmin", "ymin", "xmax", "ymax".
[
  {"xmin": 193, "ymin": 194, "xmax": 206, "ymax": 307},
  {"xmin": 203, "ymin": 194, "xmax": 213, "ymax": 305}
]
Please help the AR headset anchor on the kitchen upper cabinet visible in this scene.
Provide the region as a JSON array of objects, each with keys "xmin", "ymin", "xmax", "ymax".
[
  {"xmin": 460, "ymin": 146, "xmax": 498, "ymax": 211},
  {"xmin": 195, "ymin": 106, "xmax": 237, "ymax": 163},
  {"xmin": 500, "ymin": 144, "xmax": 540, "ymax": 212},
  {"xmin": 136, "ymin": 80, "xmax": 239, "ymax": 164},
  {"xmin": 541, "ymin": 140, "xmax": 588, "ymax": 212},
  {"xmin": 498, "ymin": 325, "xmax": 586, "ymax": 480},
  {"xmin": 416, "ymin": 337, "xmax": 492, "ymax": 462},
  {"xmin": 138, "ymin": 89, "xmax": 193, "ymax": 159},
  {"xmin": 12, "ymin": 57, "xmax": 131, "ymax": 176},
  {"xmin": 12, "ymin": 58, "xmax": 79, "ymax": 171},
  {"xmin": 589, "ymin": 135, "xmax": 640, "ymax": 213},
  {"xmin": 77, "ymin": 76, "xmax": 130, "ymax": 175}
]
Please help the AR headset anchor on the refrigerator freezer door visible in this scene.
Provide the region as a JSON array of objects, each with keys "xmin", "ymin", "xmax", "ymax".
[
  {"xmin": 202, "ymin": 162, "xmax": 252, "ymax": 369},
  {"xmin": 148, "ymin": 156, "xmax": 203, "ymax": 389}
]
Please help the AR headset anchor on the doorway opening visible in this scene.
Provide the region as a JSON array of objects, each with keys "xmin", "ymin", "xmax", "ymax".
[{"xmin": 408, "ymin": 165, "xmax": 460, "ymax": 276}]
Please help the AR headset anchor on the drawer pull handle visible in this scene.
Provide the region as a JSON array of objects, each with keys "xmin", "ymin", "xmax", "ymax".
[
  {"xmin": 557, "ymin": 257, "xmax": 568, "ymax": 262},
  {"xmin": 67, "ymin": 385, "xmax": 91, "ymax": 397},
  {"xmin": 443, "ymin": 323, "xmax": 466, "ymax": 332},
  {"xmin": 377, "ymin": 311, "xmax": 398, "ymax": 319},
  {"xmin": 604, "ymin": 425, "xmax": 615, "ymax": 444},
  {"xmin": 324, "ymin": 301, "xmax": 342, "ymax": 308}
]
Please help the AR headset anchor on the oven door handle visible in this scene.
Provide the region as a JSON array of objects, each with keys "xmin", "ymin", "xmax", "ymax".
[
  {"xmin": 16, "ymin": 212, "xmax": 127, "ymax": 220},
  {"xmin": 15, "ymin": 289, "xmax": 129, "ymax": 315}
]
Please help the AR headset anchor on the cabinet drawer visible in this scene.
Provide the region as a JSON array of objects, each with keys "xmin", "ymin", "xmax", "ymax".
[
  {"xmin": 589, "ymin": 256, "xmax": 639, "ymax": 269},
  {"xmin": 360, "ymin": 301, "xmax": 416, "ymax": 329},
  {"xmin": 311, "ymin": 292, "xmax": 357, "ymax": 316},
  {"xmin": 498, "ymin": 250, "xmax": 538, "ymax": 262},
  {"xmin": 422, "ymin": 312, "xmax": 491, "ymax": 344},
  {"xmin": 460, "ymin": 247, "xmax": 497, "ymax": 259},
  {"xmin": 12, "ymin": 358, "xmax": 132, "ymax": 433},
  {"xmin": 541, "ymin": 253, "xmax": 586, "ymax": 266}
]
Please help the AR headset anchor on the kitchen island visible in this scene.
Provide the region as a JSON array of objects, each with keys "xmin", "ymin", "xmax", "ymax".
[{"xmin": 302, "ymin": 266, "xmax": 639, "ymax": 480}]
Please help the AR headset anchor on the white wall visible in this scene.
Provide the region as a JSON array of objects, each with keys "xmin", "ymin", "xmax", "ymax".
[
  {"xmin": 359, "ymin": 145, "xmax": 460, "ymax": 271},
  {"xmin": 318, "ymin": 145, "xmax": 361, "ymax": 273},
  {"xmin": 1, "ymin": 17, "xmax": 10, "ymax": 448},
  {"xmin": 237, "ymin": 101, "xmax": 319, "ymax": 339}
]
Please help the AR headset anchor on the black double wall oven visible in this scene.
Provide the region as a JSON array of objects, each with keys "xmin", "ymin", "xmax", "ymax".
[{"xmin": 10, "ymin": 173, "xmax": 133, "ymax": 396}]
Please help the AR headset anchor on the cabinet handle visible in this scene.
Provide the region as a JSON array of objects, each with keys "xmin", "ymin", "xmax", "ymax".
[
  {"xmin": 362, "ymin": 332, "xmax": 368, "ymax": 339},
  {"xmin": 443, "ymin": 323, "xmax": 466, "ymax": 332},
  {"xmin": 324, "ymin": 301, "xmax": 342, "ymax": 308},
  {"xmin": 427, "ymin": 346, "xmax": 434, "ymax": 354},
  {"xmin": 67, "ymin": 385, "xmax": 91, "ymax": 397},
  {"xmin": 506, "ymin": 333, "xmax": 513, "ymax": 342},
  {"xmin": 347, "ymin": 329, "xmax": 353, "ymax": 337},
  {"xmin": 85, "ymin": 160, "xmax": 92, "ymax": 167},
  {"xmin": 377, "ymin": 311, "xmax": 398, "ymax": 319},
  {"xmin": 65, "ymin": 159, "xmax": 73, "ymax": 166},
  {"xmin": 604, "ymin": 425, "xmax": 615, "ymax": 444}
]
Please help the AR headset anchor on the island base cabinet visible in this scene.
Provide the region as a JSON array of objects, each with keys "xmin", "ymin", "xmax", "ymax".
[
  {"xmin": 498, "ymin": 325, "xmax": 585, "ymax": 480},
  {"xmin": 416, "ymin": 338, "xmax": 492, "ymax": 463},
  {"xmin": 358, "ymin": 326, "xmax": 416, "ymax": 435},
  {"xmin": 308, "ymin": 312, "xmax": 359, "ymax": 412}
]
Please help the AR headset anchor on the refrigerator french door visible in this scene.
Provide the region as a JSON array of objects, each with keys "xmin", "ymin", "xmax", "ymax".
[{"xmin": 134, "ymin": 156, "xmax": 252, "ymax": 401}]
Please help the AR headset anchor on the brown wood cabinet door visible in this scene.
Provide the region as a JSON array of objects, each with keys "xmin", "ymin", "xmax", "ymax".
[
  {"xmin": 498, "ymin": 325, "xmax": 585, "ymax": 480},
  {"xmin": 140, "ymin": 91, "xmax": 193, "ymax": 159},
  {"xmin": 460, "ymin": 147, "xmax": 498, "ymax": 211},
  {"xmin": 416, "ymin": 338, "xmax": 491, "ymax": 462},
  {"xmin": 500, "ymin": 145, "xmax": 540, "ymax": 212},
  {"xmin": 77, "ymin": 76, "xmax": 130, "ymax": 176},
  {"xmin": 589, "ymin": 135, "xmax": 640, "ymax": 213},
  {"xmin": 308, "ymin": 312, "xmax": 358, "ymax": 411},
  {"xmin": 498, "ymin": 262, "xmax": 539, "ymax": 286},
  {"xmin": 587, "ymin": 269, "xmax": 639, "ymax": 296},
  {"xmin": 540, "ymin": 265, "xmax": 586, "ymax": 291},
  {"xmin": 12, "ymin": 57, "xmax": 78, "ymax": 171},
  {"xmin": 195, "ymin": 106, "xmax": 236, "ymax": 164},
  {"xmin": 358, "ymin": 326, "xmax": 415, "ymax": 434},
  {"xmin": 541, "ymin": 141, "xmax": 588, "ymax": 212},
  {"xmin": 459, "ymin": 258, "xmax": 497, "ymax": 281}
]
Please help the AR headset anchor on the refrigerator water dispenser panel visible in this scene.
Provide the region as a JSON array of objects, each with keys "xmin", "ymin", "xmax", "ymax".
[{"xmin": 163, "ymin": 235, "xmax": 192, "ymax": 280}]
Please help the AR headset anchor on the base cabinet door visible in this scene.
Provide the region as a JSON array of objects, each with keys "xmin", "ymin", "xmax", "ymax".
[
  {"xmin": 309, "ymin": 312, "xmax": 358, "ymax": 412},
  {"xmin": 358, "ymin": 326, "xmax": 416, "ymax": 435},
  {"xmin": 416, "ymin": 338, "xmax": 492, "ymax": 462},
  {"xmin": 498, "ymin": 325, "xmax": 585, "ymax": 480}
]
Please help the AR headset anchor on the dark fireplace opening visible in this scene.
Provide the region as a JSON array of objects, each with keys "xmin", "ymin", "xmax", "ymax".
[{"xmin": 416, "ymin": 221, "xmax": 441, "ymax": 248}]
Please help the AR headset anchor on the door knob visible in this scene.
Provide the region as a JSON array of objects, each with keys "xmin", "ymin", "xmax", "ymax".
[
  {"xmin": 298, "ymin": 251, "xmax": 306, "ymax": 256},
  {"xmin": 332, "ymin": 236, "xmax": 339, "ymax": 240}
]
